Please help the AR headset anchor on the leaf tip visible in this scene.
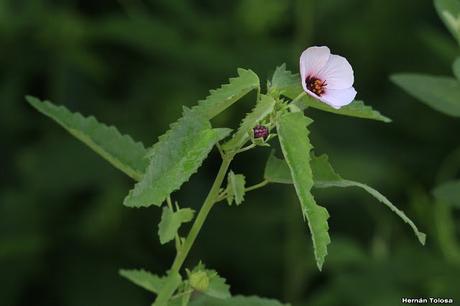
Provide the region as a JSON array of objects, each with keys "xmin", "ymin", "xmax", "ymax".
[
  {"xmin": 389, "ymin": 73, "xmax": 412, "ymax": 86},
  {"xmin": 418, "ymin": 232, "xmax": 427, "ymax": 246},
  {"xmin": 316, "ymin": 260, "xmax": 324, "ymax": 271},
  {"xmin": 25, "ymin": 95, "xmax": 41, "ymax": 106},
  {"xmin": 382, "ymin": 116, "xmax": 392, "ymax": 123},
  {"xmin": 388, "ymin": 74, "xmax": 400, "ymax": 83}
]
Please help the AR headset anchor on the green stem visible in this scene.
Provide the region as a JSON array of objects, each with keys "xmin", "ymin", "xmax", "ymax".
[
  {"xmin": 245, "ymin": 180, "xmax": 269, "ymax": 192},
  {"xmin": 171, "ymin": 289, "xmax": 194, "ymax": 301},
  {"xmin": 290, "ymin": 92, "xmax": 306, "ymax": 106},
  {"xmin": 154, "ymin": 155, "xmax": 234, "ymax": 306},
  {"xmin": 288, "ymin": 92, "xmax": 309, "ymax": 113},
  {"xmin": 237, "ymin": 143, "xmax": 256, "ymax": 154},
  {"xmin": 171, "ymin": 156, "xmax": 233, "ymax": 272},
  {"xmin": 215, "ymin": 179, "xmax": 270, "ymax": 203},
  {"xmin": 154, "ymin": 124, "xmax": 260, "ymax": 305},
  {"xmin": 216, "ymin": 143, "xmax": 225, "ymax": 160}
]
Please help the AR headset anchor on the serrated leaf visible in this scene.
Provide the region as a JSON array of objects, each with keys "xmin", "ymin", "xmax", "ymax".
[
  {"xmin": 391, "ymin": 74, "xmax": 460, "ymax": 117},
  {"xmin": 189, "ymin": 295, "xmax": 289, "ymax": 306},
  {"xmin": 293, "ymin": 95, "xmax": 391, "ymax": 123},
  {"xmin": 310, "ymin": 154, "xmax": 342, "ymax": 182},
  {"xmin": 316, "ymin": 179, "xmax": 426, "ymax": 245},
  {"xmin": 119, "ymin": 269, "xmax": 165, "ymax": 293},
  {"xmin": 153, "ymin": 272, "xmax": 182, "ymax": 306},
  {"xmin": 453, "ymin": 57, "xmax": 460, "ymax": 80},
  {"xmin": 433, "ymin": 180, "xmax": 460, "ymax": 208},
  {"xmin": 435, "ymin": 0, "xmax": 460, "ymax": 44},
  {"xmin": 270, "ymin": 64, "xmax": 302, "ymax": 98},
  {"xmin": 158, "ymin": 207, "xmax": 195, "ymax": 244},
  {"xmin": 27, "ymin": 96, "xmax": 148, "ymax": 180},
  {"xmin": 265, "ymin": 152, "xmax": 343, "ymax": 184},
  {"xmin": 226, "ymin": 171, "xmax": 246, "ymax": 206},
  {"xmin": 146, "ymin": 107, "xmax": 211, "ymax": 158},
  {"xmin": 124, "ymin": 109, "xmax": 232, "ymax": 207},
  {"xmin": 192, "ymin": 68, "xmax": 260, "ymax": 120},
  {"xmin": 263, "ymin": 151, "xmax": 292, "ymax": 184},
  {"xmin": 277, "ymin": 112, "xmax": 331, "ymax": 270},
  {"xmin": 206, "ymin": 272, "xmax": 231, "ymax": 299},
  {"xmin": 222, "ymin": 94, "xmax": 275, "ymax": 151},
  {"xmin": 264, "ymin": 152, "xmax": 426, "ymax": 245}
]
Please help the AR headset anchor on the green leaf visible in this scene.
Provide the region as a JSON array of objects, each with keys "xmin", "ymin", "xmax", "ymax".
[
  {"xmin": 263, "ymin": 151, "xmax": 292, "ymax": 184},
  {"xmin": 158, "ymin": 207, "xmax": 195, "ymax": 244},
  {"xmin": 265, "ymin": 153, "xmax": 342, "ymax": 184},
  {"xmin": 269, "ymin": 64, "xmax": 302, "ymax": 98},
  {"xmin": 222, "ymin": 94, "xmax": 276, "ymax": 151},
  {"xmin": 192, "ymin": 68, "xmax": 260, "ymax": 120},
  {"xmin": 293, "ymin": 95, "xmax": 391, "ymax": 123},
  {"xmin": 226, "ymin": 171, "xmax": 246, "ymax": 206},
  {"xmin": 265, "ymin": 152, "xmax": 426, "ymax": 245},
  {"xmin": 391, "ymin": 74, "xmax": 460, "ymax": 117},
  {"xmin": 276, "ymin": 112, "xmax": 331, "ymax": 270},
  {"xmin": 26, "ymin": 96, "xmax": 148, "ymax": 181},
  {"xmin": 310, "ymin": 154, "xmax": 342, "ymax": 182},
  {"xmin": 318, "ymin": 154, "xmax": 425, "ymax": 244},
  {"xmin": 435, "ymin": 0, "xmax": 460, "ymax": 44},
  {"xmin": 433, "ymin": 196, "xmax": 460, "ymax": 264},
  {"xmin": 145, "ymin": 107, "xmax": 212, "ymax": 159},
  {"xmin": 433, "ymin": 180, "xmax": 460, "ymax": 208},
  {"xmin": 153, "ymin": 272, "xmax": 182, "ymax": 306},
  {"xmin": 189, "ymin": 295, "xmax": 289, "ymax": 306},
  {"xmin": 316, "ymin": 179, "xmax": 426, "ymax": 245},
  {"xmin": 453, "ymin": 57, "xmax": 460, "ymax": 80},
  {"xmin": 119, "ymin": 269, "xmax": 165, "ymax": 293},
  {"xmin": 206, "ymin": 272, "xmax": 231, "ymax": 299},
  {"xmin": 124, "ymin": 108, "xmax": 232, "ymax": 207}
]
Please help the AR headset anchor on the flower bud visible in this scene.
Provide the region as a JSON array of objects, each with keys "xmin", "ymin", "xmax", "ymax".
[
  {"xmin": 189, "ymin": 271, "xmax": 209, "ymax": 292},
  {"xmin": 253, "ymin": 125, "xmax": 269, "ymax": 140}
]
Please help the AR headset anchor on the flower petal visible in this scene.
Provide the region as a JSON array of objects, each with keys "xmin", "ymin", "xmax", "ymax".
[
  {"xmin": 319, "ymin": 87, "xmax": 357, "ymax": 109},
  {"xmin": 317, "ymin": 54, "xmax": 354, "ymax": 89},
  {"xmin": 305, "ymin": 88, "xmax": 321, "ymax": 100},
  {"xmin": 300, "ymin": 46, "xmax": 331, "ymax": 90}
]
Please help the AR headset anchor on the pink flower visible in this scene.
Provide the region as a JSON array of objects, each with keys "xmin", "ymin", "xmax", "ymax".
[{"xmin": 300, "ymin": 46, "xmax": 357, "ymax": 109}]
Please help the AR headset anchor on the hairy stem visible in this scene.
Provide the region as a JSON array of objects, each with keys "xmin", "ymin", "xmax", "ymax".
[
  {"xmin": 171, "ymin": 155, "xmax": 233, "ymax": 272},
  {"xmin": 245, "ymin": 180, "xmax": 269, "ymax": 192},
  {"xmin": 216, "ymin": 143, "xmax": 225, "ymax": 159},
  {"xmin": 237, "ymin": 143, "xmax": 256, "ymax": 154},
  {"xmin": 153, "ymin": 154, "xmax": 234, "ymax": 306},
  {"xmin": 290, "ymin": 91, "xmax": 306, "ymax": 105},
  {"xmin": 215, "ymin": 179, "xmax": 270, "ymax": 203},
  {"xmin": 155, "ymin": 126, "xmax": 258, "ymax": 305}
]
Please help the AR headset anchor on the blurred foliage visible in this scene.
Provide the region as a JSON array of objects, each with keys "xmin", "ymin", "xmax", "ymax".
[{"xmin": 1, "ymin": 0, "xmax": 460, "ymax": 305}]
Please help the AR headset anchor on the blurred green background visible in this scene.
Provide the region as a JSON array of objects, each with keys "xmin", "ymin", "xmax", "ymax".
[{"xmin": 2, "ymin": 0, "xmax": 460, "ymax": 305}]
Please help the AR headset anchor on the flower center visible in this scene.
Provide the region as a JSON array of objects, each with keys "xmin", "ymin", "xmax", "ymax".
[{"xmin": 306, "ymin": 76, "xmax": 327, "ymax": 96}]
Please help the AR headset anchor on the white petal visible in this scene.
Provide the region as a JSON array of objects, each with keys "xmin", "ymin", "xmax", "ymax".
[
  {"xmin": 305, "ymin": 88, "xmax": 321, "ymax": 100},
  {"xmin": 317, "ymin": 54, "xmax": 354, "ymax": 89},
  {"xmin": 319, "ymin": 87, "xmax": 357, "ymax": 109},
  {"xmin": 300, "ymin": 46, "xmax": 331, "ymax": 83}
]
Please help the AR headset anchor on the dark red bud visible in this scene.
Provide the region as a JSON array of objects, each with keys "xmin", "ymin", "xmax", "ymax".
[{"xmin": 253, "ymin": 125, "xmax": 269, "ymax": 140}]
